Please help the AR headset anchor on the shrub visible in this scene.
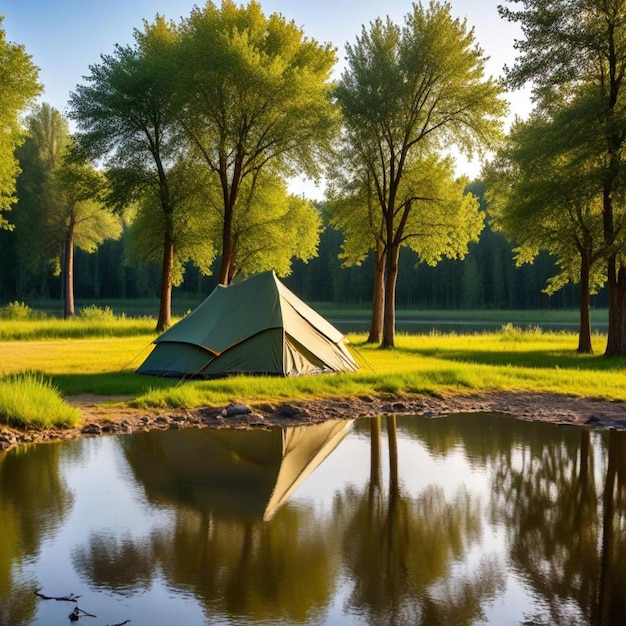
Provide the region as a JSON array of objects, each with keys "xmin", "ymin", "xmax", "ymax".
[
  {"xmin": 78, "ymin": 305, "xmax": 119, "ymax": 322},
  {"xmin": 1, "ymin": 301, "xmax": 38, "ymax": 321}
]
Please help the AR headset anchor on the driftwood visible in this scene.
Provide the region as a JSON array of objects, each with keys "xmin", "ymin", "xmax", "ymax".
[
  {"xmin": 35, "ymin": 589, "xmax": 130, "ymax": 624},
  {"xmin": 34, "ymin": 589, "xmax": 81, "ymax": 602},
  {"xmin": 68, "ymin": 606, "xmax": 97, "ymax": 621}
]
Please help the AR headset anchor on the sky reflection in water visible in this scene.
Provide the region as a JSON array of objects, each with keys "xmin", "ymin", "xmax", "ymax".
[{"xmin": 1, "ymin": 413, "xmax": 625, "ymax": 625}]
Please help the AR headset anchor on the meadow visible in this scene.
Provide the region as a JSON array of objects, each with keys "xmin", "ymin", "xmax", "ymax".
[{"xmin": 0, "ymin": 313, "xmax": 623, "ymax": 430}]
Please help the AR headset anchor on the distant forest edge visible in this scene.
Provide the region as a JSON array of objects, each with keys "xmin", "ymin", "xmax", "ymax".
[{"xmin": 0, "ymin": 196, "xmax": 608, "ymax": 316}]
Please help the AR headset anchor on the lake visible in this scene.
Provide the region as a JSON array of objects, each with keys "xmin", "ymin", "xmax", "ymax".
[{"xmin": 1, "ymin": 413, "xmax": 624, "ymax": 625}]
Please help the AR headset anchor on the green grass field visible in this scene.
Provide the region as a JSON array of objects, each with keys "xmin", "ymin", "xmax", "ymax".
[{"xmin": 0, "ymin": 315, "xmax": 623, "ymax": 430}]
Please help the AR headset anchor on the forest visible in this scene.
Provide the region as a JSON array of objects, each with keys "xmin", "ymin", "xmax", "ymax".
[
  {"xmin": 0, "ymin": 191, "xmax": 596, "ymax": 313},
  {"xmin": 1, "ymin": 1, "xmax": 625, "ymax": 354}
]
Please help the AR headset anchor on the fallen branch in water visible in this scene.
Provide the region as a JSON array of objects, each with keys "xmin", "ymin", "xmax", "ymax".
[
  {"xmin": 69, "ymin": 606, "xmax": 97, "ymax": 621},
  {"xmin": 34, "ymin": 589, "xmax": 81, "ymax": 602}
]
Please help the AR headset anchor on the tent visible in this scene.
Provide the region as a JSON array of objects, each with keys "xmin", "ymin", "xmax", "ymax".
[{"xmin": 137, "ymin": 270, "xmax": 358, "ymax": 378}]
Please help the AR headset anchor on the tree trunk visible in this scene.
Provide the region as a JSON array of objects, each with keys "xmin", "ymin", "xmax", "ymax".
[
  {"xmin": 156, "ymin": 231, "xmax": 174, "ymax": 332},
  {"xmin": 577, "ymin": 248, "xmax": 593, "ymax": 354},
  {"xmin": 381, "ymin": 244, "xmax": 400, "ymax": 349},
  {"xmin": 605, "ymin": 257, "xmax": 626, "ymax": 356},
  {"xmin": 367, "ymin": 242, "xmax": 385, "ymax": 343},
  {"xmin": 64, "ymin": 231, "xmax": 75, "ymax": 319},
  {"xmin": 218, "ymin": 205, "xmax": 234, "ymax": 285}
]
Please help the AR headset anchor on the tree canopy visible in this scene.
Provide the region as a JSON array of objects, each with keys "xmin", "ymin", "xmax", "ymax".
[
  {"xmin": 485, "ymin": 100, "xmax": 608, "ymax": 352},
  {"xmin": 0, "ymin": 15, "xmax": 41, "ymax": 228},
  {"xmin": 70, "ymin": 2, "xmax": 333, "ymax": 328},
  {"xmin": 173, "ymin": 0, "xmax": 338, "ymax": 284},
  {"xmin": 331, "ymin": 1, "xmax": 507, "ymax": 347},
  {"xmin": 499, "ymin": 0, "xmax": 626, "ymax": 355},
  {"xmin": 17, "ymin": 104, "xmax": 122, "ymax": 317}
]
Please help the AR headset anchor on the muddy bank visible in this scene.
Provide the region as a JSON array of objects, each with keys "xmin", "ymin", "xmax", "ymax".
[{"xmin": 1, "ymin": 391, "xmax": 626, "ymax": 452}]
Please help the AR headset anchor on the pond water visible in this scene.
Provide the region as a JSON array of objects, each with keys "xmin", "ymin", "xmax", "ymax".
[{"xmin": 1, "ymin": 413, "xmax": 625, "ymax": 626}]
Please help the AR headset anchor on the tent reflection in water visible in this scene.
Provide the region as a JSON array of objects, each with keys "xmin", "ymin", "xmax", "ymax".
[
  {"xmin": 137, "ymin": 270, "xmax": 358, "ymax": 378},
  {"xmin": 123, "ymin": 420, "xmax": 354, "ymax": 521}
]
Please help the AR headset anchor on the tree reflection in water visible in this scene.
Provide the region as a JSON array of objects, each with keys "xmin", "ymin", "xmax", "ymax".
[
  {"xmin": 0, "ymin": 442, "xmax": 76, "ymax": 625},
  {"xmin": 6, "ymin": 413, "xmax": 626, "ymax": 625},
  {"xmin": 340, "ymin": 415, "xmax": 505, "ymax": 625}
]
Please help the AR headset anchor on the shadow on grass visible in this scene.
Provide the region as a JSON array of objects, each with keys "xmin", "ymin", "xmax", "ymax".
[
  {"xmin": 398, "ymin": 345, "xmax": 624, "ymax": 372},
  {"xmin": 50, "ymin": 370, "xmax": 176, "ymax": 397}
]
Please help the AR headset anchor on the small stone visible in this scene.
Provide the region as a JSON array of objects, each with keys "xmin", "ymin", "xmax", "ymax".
[
  {"xmin": 222, "ymin": 403, "xmax": 252, "ymax": 417},
  {"xmin": 81, "ymin": 424, "xmax": 101, "ymax": 435}
]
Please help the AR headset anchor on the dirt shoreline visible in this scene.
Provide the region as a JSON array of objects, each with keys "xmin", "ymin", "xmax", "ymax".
[{"xmin": 1, "ymin": 391, "xmax": 626, "ymax": 452}]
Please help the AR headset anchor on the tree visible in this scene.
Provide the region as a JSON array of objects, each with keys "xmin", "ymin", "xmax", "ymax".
[
  {"xmin": 499, "ymin": 0, "xmax": 626, "ymax": 355},
  {"xmin": 331, "ymin": 2, "xmax": 507, "ymax": 347},
  {"xmin": 326, "ymin": 167, "xmax": 386, "ymax": 342},
  {"xmin": 49, "ymin": 160, "xmax": 123, "ymax": 317},
  {"xmin": 485, "ymin": 96, "xmax": 608, "ymax": 353},
  {"xmin": 17, "ymin": 104, "xmax": 122, "ymax": 317},
  {"xmin": 218, "ymin": 172, "xmax": 321, "ymax": 279},
  {"xmin": 0, "ymin": 15, "xmax": 41, "ymax": 229},
  {"xmin": 174, "ymin": 0, "xmax": 338, "ymax": 284},
  {"xmin": 70, "ymin": 17, "xmax": 212, "ymax": 331}
]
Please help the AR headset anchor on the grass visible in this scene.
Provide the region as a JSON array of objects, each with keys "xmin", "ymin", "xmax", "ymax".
[
  {"xmin": 0, "ymin": 372, "xmax": 81, "ymax": 430},
  {"xmin": 0, "ymin": 316, "xmax": 159, "ymax": 341},
  {"xmin": 0, "ymin": 319, "xmax": 624, "ymax": 432}
]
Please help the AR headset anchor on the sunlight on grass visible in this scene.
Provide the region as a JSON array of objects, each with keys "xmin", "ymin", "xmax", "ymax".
[
  {"xmin": 0, "ymin": 372, "xmax": 81, "ymax": 429},
  {"xmin": 0, "ymin": 323, "xmax": 624, "ymax": 416}
]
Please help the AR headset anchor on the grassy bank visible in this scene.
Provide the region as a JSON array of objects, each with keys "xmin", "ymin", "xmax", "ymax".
[{"xmin": 0, "ymin": 319, "xmax": 623, "ymax": 431}]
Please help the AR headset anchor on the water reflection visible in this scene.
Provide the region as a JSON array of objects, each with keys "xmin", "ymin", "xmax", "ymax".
[
  {"xmin": 0, "ymin": 442, "xmax": 77, "ymax": 625},
  {"xmin": 122, "ymin": 420, "xmax": 353, "ymax": 521},
  {"xmin": 341, "ymin": 416, "xmax": 505, "ymax": 625},
  {"xmin": 1, "ymin": 414, "xmax": 626, "ymax": 625}
]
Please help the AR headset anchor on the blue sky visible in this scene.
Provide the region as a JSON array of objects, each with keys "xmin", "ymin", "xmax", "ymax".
[{"xmin": 1, "ymin": 0, "xmax": 529, "ymax": 186}]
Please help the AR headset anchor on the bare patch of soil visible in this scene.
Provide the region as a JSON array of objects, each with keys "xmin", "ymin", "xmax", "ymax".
[{"xmin": 1, "ymin": 391, "xmax": 626, "ymax": 452}]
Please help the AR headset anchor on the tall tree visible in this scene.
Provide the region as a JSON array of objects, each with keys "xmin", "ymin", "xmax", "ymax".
[
  {"xmin": 485, "ymin": 103, "xmax": 607, "ymax": 353},
  {"xmin": 49, "ymin": 160, "xmax": 123, "ymax": 318},
  {"xmin": 18, "ymin": 104, "xmax": 122, "ymax": 317},
  {"xmin": 499, "ymin": 0, "xmax": 626, "ymax": 355},
  {"xmin": 0, "ymin": 15, "xmax": 41, "ymax": 229},
  {"xmin": 174, "ymin": 0, "xmax": 338, "ymax": 284},
  {"xmin": 332, "ymin": 2, "xmax": 507, "ymax": 347},
  {"xmin": 69, "ymin": 17, "xmax": 211, "ymax": 331}
]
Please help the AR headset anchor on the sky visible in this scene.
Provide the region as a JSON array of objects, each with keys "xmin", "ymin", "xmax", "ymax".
[{"xmin": 1, "ymin": 0, "xmax": 531, "ymax": 193}]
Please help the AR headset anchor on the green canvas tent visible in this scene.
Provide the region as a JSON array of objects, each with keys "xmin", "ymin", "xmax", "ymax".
[{"xmin": 137, "ymin": 271, "xmax": 358, "ymax": 378}]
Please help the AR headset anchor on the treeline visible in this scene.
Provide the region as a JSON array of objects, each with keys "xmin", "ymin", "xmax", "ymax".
[{"xmin": 0, "ymin": 199, "xmax": 605, "ymax": 312}]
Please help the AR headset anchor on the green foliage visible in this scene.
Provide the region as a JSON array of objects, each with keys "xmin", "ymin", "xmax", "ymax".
[
  {"xmin": 330, "ymin": 1, "xmax": 507, "ymax": 346},
  {"xmin": 0, "ymin": 17, "xmax": 42, "ymax": 227},
  {"xmin": 0, "ymin": 372, "xmax": 81, "ymax": 429},
  {"xmin": 499, "ymin": 0, "xmax": 626, "ymax": 355},
  {"xmin": 0, "ymin": 301, "xmax": 38, "ymax": 321},
  {"xmin": 77, "ymin": 304, "xmax": 119, "ymax": 322},
  {"xmin": 173, "ymin": 0, "xmax": 338, "ymax": 281},
  {"xmin": 484, "ymin": 107, "xmax": 607, "ymax": 293},
  {"xmin": 227, "ymin": 173, "xmax": 322, "ymax": 278}
]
